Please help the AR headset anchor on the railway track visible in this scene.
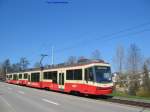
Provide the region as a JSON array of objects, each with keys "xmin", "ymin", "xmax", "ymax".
[
  {"xmin": 106, "ymin": 98, "xmax": 150, "ymax": 108},
  {"xmin": 66, "ymin": 93, "xmax": 150, "ymax": 109},
  {"xmin": 92, "ymin": 95, "xmax": 150, "ymax": 109},
  {"xmin": 42, "ymin": 89, "xmax": 150, "ymax": 109}
]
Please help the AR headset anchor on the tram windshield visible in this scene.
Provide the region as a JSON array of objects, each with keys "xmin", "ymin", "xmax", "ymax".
[{"xmin": 94, "ymin": 66, "xmax": 112, "ymax": 83}]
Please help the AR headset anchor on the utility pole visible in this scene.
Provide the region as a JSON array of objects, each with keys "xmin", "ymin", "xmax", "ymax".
[
  {"xmin": 5, "ymin": 67, "xmax": 7, "ymax": 81},
  {"xmin": 5, "ymin": 67, "xmax": 7, "ymax": 74},
  {"xmin": 40, "ymin": 54, "xmax": 48, "ymax": 69},
  {"xmin": 51, "ymin": 46, "xmax": 54, "ymax": 65}
]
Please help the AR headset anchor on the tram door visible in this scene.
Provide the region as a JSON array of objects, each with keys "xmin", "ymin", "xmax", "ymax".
[{"xmin": 58, "ymin": 71, "xmax": 64, "ymax": 90}]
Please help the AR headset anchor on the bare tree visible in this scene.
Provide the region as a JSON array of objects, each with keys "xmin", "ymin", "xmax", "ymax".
[
  {"xmin": 142, "ymin": 63, "xmax": 150, "ymax": 91},
  {"xmin": 126, "ymin": 44, "xmax": 142, "ymax": 95},
  {"xmin": 113, "ymin": 45, "xmax": 125, "ymax": 74},
  {"xmin": 11, "ymin": 63, "xmax": 21, "ymax": 72},
  {"xmin": 78, "ymin": 56, "xmax": 86, "ymax": 60},
  {"xmin": 19, "ymin": 57, "xmax": 29, "ymax": 70},
  {"xmin": 34, "ymin": 62, "xmax": 41, "ymax": 68},
  {"xmin": 66, "ymin": 56, "xmax": 77, "ymax": 64},
  {"xmin": 0, "ymin": 59, "xmax": 12, "ymax": 80},
  {"xmin": 91, "ymin": 49, "xmax": 101, "ymax": 60},
  {"xmin": 2, "ymin": 59, "xmax": 12, "ymax": 73},
  {"xmin": 0, "ymin": 63, "xmax": 3, "ymax": 80},
  {"xmin": 126, "ymin": 44, "xmax": 142, "ymax": 74},
  {"xmin": 77, "ymin": 56, "xmax": 90, "ymax": 64},
  {"xmin": 145, "ymin": 57, "xmax": 150, "ymax": 71}
]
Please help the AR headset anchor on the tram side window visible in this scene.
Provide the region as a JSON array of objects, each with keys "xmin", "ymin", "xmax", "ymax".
[
  {"xmin": 74, "ymin": 69, "xmax": 82, "ymax": 80},
  {"xmin": 9, "ymin": 75, "xmax": 12, "ymax": 79},
  {"xmin": 6, "ymin": 75, "xmax": 9, "ymax": 79},
  {"xmin": 85, "ymin": 67, "xmax": 94, "ymax": 81},
  {"xmin": 6, "ymin": 75, "xmax": 9, "ymax": 78},
  {"xmin": 7, "ymin": 75, "xmax": 9, "ymax": 80},
  {"xmin": 13, "ymin": 74, "xmax": 18, "ymax": 80},
  {"xmin": 66, "ymin": 70, "xmax": 73, "ymax": 80},
  {"xmin": 24, "ymin": 73, "xmax": 28, "ymax": 79},
  {"xmin": 52, "ymin": 72, "xmax": 57, "ymax": 83},
  {"xmin": 19, "ymin": 74, "xmax": 22, "ymax": 79},
  {"xmin": 28, "ymin": 75, "xmax": 30, "ymax": 81},
  {"xmin": 31, "ymin": 73, "xmax": 40, "ymax": 82},
  {"xmin": 66, "ymin": 69, "xmax": 82, "ymax": 80},
  {"xmin": 43, "ymin": 72, "xmax": 52, "ymax": 79}
]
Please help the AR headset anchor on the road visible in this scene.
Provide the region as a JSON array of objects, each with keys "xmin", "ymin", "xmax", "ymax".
[{"xmin": 0, "ymin": 82, "xmax": 149, "ymax": 112}]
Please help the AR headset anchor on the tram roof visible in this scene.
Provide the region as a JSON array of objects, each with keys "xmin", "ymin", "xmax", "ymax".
[{"xmin": 7, "ymin": 59, "xmax": 110, "ymax": 74}]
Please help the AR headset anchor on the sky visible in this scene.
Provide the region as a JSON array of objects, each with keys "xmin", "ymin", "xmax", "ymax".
[{"xmin": 0, "ymin": 0, "xmax": 150, "ymax": 71}]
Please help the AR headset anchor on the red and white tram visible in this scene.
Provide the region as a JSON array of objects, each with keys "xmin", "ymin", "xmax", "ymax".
[{"xmin": 6, "ymin": 60, "xmax": 113, "ymax": 95}]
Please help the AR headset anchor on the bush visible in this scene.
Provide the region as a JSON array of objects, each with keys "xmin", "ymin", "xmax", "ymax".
[
  {"xmin": 128, "ymin": 79, "xmax": 139, "ymax": 96},
  {"xmin": 136, "ymin": 87, "xmax": 150, "ymax": 97}
]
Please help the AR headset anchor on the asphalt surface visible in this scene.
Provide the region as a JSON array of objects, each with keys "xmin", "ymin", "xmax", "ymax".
[{"xmin": 0, "ymin": 82, "xmax": 150, "ymax": 112}]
